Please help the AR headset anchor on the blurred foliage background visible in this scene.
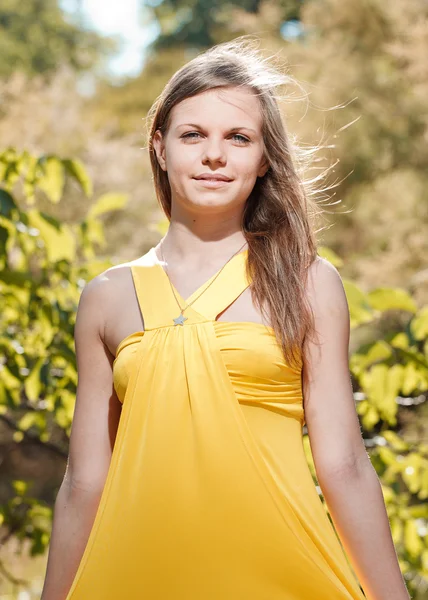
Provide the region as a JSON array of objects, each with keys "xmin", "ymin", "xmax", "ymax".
[{"xmin": 0, "ymin": 0, "xmax": 427, "ymax": 597}]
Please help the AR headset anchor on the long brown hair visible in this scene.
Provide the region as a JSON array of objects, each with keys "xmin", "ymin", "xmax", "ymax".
[{"xmin": 145, "ymin": 37, "xmax": 326, "ymax": 370}]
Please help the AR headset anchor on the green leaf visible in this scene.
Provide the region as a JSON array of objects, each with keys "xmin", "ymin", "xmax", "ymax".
[
  {"xmin": 378, "ymin": 446, "xmax": 397, "ymax": 466},
  {"xmin": 28, "ymin": 209, "xmax": 76, "ymax": 262},
  {"xmin": 350, "ymin": 341, "xmax": 392, "ymax": 375},
  {"xmin": 421, "ymin": 550, "xmax": 428, "ymax": 572},
  {"xmin": 0, "ymin": 188, "xmax": 17, "ymax": 218},
  {"xmin": 38, "ymin": 211, "xmax": 61, "ymax": 230},
  {"xmin": 342, "ymin": 279, "xmax": 373, "ymax": 328},
  {"xmin": 419, "ymin": 468, "xmax": 428, "ymax": 500},
  {"xmin": 55, "ymin": 389, "xmax": 76, "ymax": 428},
  {"xmin": 404, "ymin": 519, "xmax": 423, "ymax": 559},
  {"xmin": 31, "ymin": 529, "xmax": 50, "ymax": 556},
  {"xmin": 361, "ymin": 404, "xmax": 379, "ymax": 429},
  {"xmin": 18, "ymin": 412, "xmax": 38, "ymax": 432},
  {"xmin": 402, "ymin": 454, "xmax": 423, "ymax": 494},
  {"xmin": 410, "ymin": 306, "xmax": 428, "ymax": 341},
  {"xmin": 27, "ymin": 504, "xmax": 52, "ymax": 529},
  {"xmin": 390, "ymin": 517, "xmax": 403, "ymax": 545},
  {"xmin": 63, "ymin": 158, "xmax": 93, "ymax": 197},
  {"xmin": 12, "ymin": 480, "xmax": 28, "ymax": 495},
  {"xmin": 389, "ymin": 332, "xmax": 410, "ymax": 350},
  {"xmin": 383, "ymin": 431, "xmax": 408, "ymax": 452},
  {"xmin": 87, "ymin": 192, "xmax": 128, "ymax": 219},
  {"xmin": 37, "ymin": 157, "xmax": 65, "ymax": 204},
  {"xmin": 24, "ymin": 357, "xmax": 45, "ymax": 402},
  {"xmin": 402, "ymin": 362, "xmax": 425, "ymax": 395},
  {"xmin": 0, "ymin": 224, "xmax": 9, "ymax": 252},
  {"xmin": 368, "ymin": 288, "xmax": 418, "ymax": 314},
  {"xmin": 0, "ymin": 268, "xmax": 31, "ymax": 286},
  {"xmin": 408, "ymin": 504, "xmax": 428, "ymax": 519},
  {"xmin": 361, "ymin": 363, "xmax": 402, "ymax": 425},
  {"xmin": 0, "ymin": 365, "xmax": 21, "ymax": 390},
  {"xmin": 84, "ymin": 218, "xmax": 105, "ymax": 247}
]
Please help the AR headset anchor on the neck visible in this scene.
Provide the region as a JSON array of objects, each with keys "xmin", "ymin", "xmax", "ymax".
[{"xmin": 159, "ymin": 222, "xmax": 248, "ymax": 266}]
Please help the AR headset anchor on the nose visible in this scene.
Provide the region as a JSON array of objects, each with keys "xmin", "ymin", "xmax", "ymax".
[{"xmin": 201, "ymin": 136, "xmax": 227, "ymax": 165}]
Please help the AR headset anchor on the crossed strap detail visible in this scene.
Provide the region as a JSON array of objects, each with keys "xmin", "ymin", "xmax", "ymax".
[{"xmin": 130, "ymin": 247, "xmax": 251, "ymax": 331}]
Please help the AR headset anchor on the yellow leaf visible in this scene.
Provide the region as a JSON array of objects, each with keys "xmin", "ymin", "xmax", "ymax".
[
  {"xmin": 28, "ymin": 209, "xmax": 76, "ymax": 262},
  {"xmin": 350, "ymin": 341, "xmax": 392, "ymax": 375},
  {"xmin": 87, "ymin": 193, "xmax": 128, "ymax": 219},
  {"xmin": 361, "ymin": 363, "xmax": 401, "ymax": 425},
  {"xmin": 0, "ymin": 365, "xmax": 21, "ymax": 389},
  {"xmin": 18, "ymin": 412, "xmax": 38, "ymax": 431},
  {"xmin": 12, "ymin": 480, "xmax": 28, "ymax": 495},
  {"xmin": 343, "ymin": 279, "xmax": 373, "ymax": 328},
  {"xmin": 421, "ymin": 549, "xmax": 428, "ymax": 571},
  {"xmin": 391, "ymin": 518, "xmax": 403, "ymax": 545},
  {"xmin": 38, "ymin": 157, "xmax": 65, "ymax": 204},
  {"xmin": 404, "ymin": 520, "xmax": 423, "ymax": 559},
  {"xmin": 402, "ymin": 454, "xmax": 423, "ymax": 494},
  {"xmin": 24, "ymin": 358, "xmax": 45, "ymax": 402},
  {"xmin": 410, "ymin": 305, "xmax": 428, "ymax": 341},
  {"xmin": 362, "ymin": 404, "xmax": 379, "ymax": 429},
  {"xmin": 389, "ymin": 332, "xmax": 409, "ymax": 350},
  {"xmin": 368, "ymin": 287, "xmax": 418, "ymax": 314},
  {"xmin": 63, "ymin": 158, "xmax": 93, "ymax": 197},
  {"xmin": 383, "ymin": 431, "xmax": 408, "ymax": 452}
]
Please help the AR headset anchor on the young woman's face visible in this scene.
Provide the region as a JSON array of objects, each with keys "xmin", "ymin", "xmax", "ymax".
[{"xmin": 153, "ymin": 86, "xmax": 269, "ymax": 216}]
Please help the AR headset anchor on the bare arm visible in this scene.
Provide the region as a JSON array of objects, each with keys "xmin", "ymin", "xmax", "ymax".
[
  {"xmin": 41, "ymin": 275, "xmax": 122, "ymax": 600},
  {"xmin": 302, "ymin": 258, "xmax": 411, "ymax": 600}
]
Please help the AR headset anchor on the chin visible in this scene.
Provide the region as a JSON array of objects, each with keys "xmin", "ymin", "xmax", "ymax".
[{"xmin": 190, "ymin": 196, "xmax": 245, "ymax": 213}]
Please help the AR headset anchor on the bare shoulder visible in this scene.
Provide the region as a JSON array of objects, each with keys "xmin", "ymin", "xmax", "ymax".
[
  {"xmin": 301, "ymin": 256, "xmax": 368, "ymax": 476},
  {"xmin": 78, "ymin": 261, "xmax": 135, "ymax": 315},
  {"xmin": 66, "ymin": 261, "xmax": 137, "ymax": 495},
  {"xmin": 87, "ymin": 260, "xmax": 136, "ymax": 290},
  {"xmin": 77, "ymin": 261, "xmax": 138, "ymax": 351},
  {"xmin": 303, "ymin": 255, "xmax": 350, "ymax": 362},
  {"xmin": 305, "ymin": 255, "xmax": 347, "ymax": 303}
]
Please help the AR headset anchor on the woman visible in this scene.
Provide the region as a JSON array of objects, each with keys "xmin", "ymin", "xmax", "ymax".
[{"xmin": 42, "ymin": 39, "xmax": 410, "ymax": 600}]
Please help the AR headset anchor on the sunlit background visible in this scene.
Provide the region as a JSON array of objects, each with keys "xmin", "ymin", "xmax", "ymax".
[
  {"xmin": 61, "ymin": 0, "xmax": 155, "ymax": 78},
  {"xmin": 0, "ymin": 0, "xmax": 427, "ymax": 598}
]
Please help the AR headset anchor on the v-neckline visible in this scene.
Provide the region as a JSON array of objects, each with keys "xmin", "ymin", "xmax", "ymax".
[{"xmin": 150, "ymin": 246, "xmax": 248, "ymax": 307}]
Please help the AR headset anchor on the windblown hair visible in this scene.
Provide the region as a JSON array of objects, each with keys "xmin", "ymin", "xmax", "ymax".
[{"xmin": 145, "ymin": 37, "xmax": 327, "ymax": 371}]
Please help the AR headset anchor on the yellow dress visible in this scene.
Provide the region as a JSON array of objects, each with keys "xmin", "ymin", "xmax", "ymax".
[{"xmin": 66, "ymin": 247, "xmax": 366, "ymax": 600}]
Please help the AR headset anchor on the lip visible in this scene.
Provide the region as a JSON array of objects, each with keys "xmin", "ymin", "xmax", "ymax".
[
  {"xmin": 193, "ymin": 178, "xmax": 232, "ymax": 188},
  {"xmin": 194, "ymin": 174, "xmax": 232, "ymax": 182}
]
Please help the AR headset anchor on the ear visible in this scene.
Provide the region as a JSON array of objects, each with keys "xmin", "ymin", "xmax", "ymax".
[
  {"xmin": 152, "ymin": 129, "xmax": 167, "ymax": 171},
  {"xmin": 257, "ymin": 155, "xmax": 270, "ymax": 178}
]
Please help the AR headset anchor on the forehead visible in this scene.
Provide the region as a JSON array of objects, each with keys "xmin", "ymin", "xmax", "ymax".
[{"xmin": 169, "ymin": 87, "xmax": 263, "ymax": 130}]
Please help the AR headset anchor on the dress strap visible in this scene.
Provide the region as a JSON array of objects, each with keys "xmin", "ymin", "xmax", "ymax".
[
  {"xmin": 129, "ymin": 250, "xmax": 204, "ymax": 331},
  {"xmin": 129, "ymin": 247, "xmax": 251, "ymax": 329},
  {"xmin": 189, "ymin": 250, "xmax": 252, "ymax": 321}
]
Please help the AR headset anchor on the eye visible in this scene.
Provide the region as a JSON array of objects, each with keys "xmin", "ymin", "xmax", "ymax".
[
  {"xmin": 181, "ymin": 132, "xmax": 250, "ymax": 144},
  {"xmin": 232, "ymin": 134, "xmax": 250, "ymax": 144},
  {"xmin": 182, "ymin": 132, "xmax": 202, "ymax": 140}
]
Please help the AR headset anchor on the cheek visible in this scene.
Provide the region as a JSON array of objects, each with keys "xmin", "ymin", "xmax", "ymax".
[
  {"xmin": 239, "ymin": 165, "xmax": 262, "ymax": 183},
  {"xmin": 171, "ymin": 153, "xmax": 195, "ymax": 176},
  {"xmin": 233, "ymin": 152, "xmax": 263, "ymax": 177},
  {"xmin": 165, "ymin": 156, "xmax": 189, "ymax": 180}
]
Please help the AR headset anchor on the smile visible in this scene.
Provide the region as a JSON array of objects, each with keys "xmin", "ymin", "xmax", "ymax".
[{"xmin": 193, "ymin": 178, "xmax": 232, "ymax": 187}]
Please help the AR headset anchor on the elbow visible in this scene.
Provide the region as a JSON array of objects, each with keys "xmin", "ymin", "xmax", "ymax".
[
  {"xmin": 61, "ymin": 473, "xmax": 105, "ymax": 503},
  {"xmin": 315, "ymin": 452, "xmax": 374, "ymax": 484}
]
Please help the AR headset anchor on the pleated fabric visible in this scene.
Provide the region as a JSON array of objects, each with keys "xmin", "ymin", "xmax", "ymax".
[{"xmin": 66, "ymin": 247, "xmax": 366, "ymax": 600}]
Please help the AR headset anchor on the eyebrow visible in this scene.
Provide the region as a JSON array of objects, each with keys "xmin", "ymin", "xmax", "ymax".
[{"xmin": 176, "ymin": 123, "xmax": 257, "ymax": 134}]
